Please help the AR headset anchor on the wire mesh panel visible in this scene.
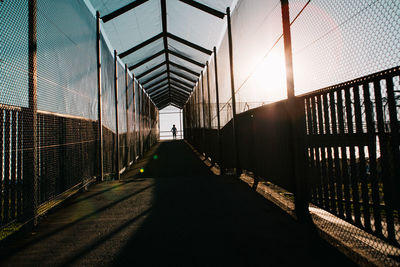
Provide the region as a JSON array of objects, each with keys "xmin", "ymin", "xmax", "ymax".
[
  {"xmin": 0, "ymin": 0, "xmax": 29, "ymax": 227},
  {"xmin": 0, "ymin": 0, "xmax": 159, "ymax": 233},
  {"xmin": 101, "ymin": 36, "xmax": 116, "ymax": 176},
  {"xmin": 183, "ymin": 0, "xmax": 400, "ymax": 264},
  {"xmin": 290, "ymin": 0, "xmax": 400, "ymax": 95},
  {"xmin": 117, "ymin": 61, "xmax": 127, "ymax": 172},
  {"xmin": 36, "ymin": 0, "xmax": 99, "ymax": 208},
  {"xmin": 289, "ymin": 0, "xmax": 400, "ymax": 261},
  {"xmin": 127, "ymin": 73, "xmax": 135, "ymax": 165},
  {"xmin": 231, "ymin": 0, "xmax": 286, "ymax": 109},
  {"xmin": 302, "ymin": 67, "xmax": 400, "ymax": 262}
]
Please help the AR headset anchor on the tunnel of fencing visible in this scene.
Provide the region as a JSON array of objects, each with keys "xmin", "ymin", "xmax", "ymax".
[{"xmin": 1, "ymin": 0, "xmax": 400, "ymax": 265}]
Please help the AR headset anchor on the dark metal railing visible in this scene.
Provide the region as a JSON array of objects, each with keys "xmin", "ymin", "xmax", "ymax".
[
  {"xmin": 184, "ymin": 66, "xmax": 400, "ymax": 249},
  {"xmin": 302, "ymin": 66, "xmax": 400, "ymax": 245}
]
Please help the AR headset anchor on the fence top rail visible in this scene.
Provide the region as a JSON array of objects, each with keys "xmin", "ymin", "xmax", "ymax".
[
  {"xmin": 297, "ymin": 66, "xmax": 400, "ymax": 99},
  {"xmin": 0, "ymin": 103, "xmax": 22, "ymax": 111}
]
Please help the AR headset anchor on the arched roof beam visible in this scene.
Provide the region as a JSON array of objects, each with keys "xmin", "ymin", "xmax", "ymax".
[
  {"xmin": 119, "ymin": 33, "xmax": 164, "ymax": 58},
  {"xmin": 146, "ymin": 81, "xmax": 169, "ymax": 93},
  {"xmin": 171, "ymin": 82, "xmax": 192, "ymax": 94},
  {"xmin": 170, "ymin": 95, "xmax": 187, "ymax": 105},
  {"xmin": 150, "ymin": 86, "xmax": 170, "ymax": 99},
  {"xmin": 170, "ymin": 86, "xmax": 191, "ymax": 97},
  {"xmin": 156, "ymin": 98, "xmax": 170, "ymax": 109},
  {"xmin": 141, "ymin": 70, "xmax": 168, "ymax": 85},
  {"xmin": 170, "ymin": 84, "xmax": 191, "ymax": 94},
  {"xmin": 169, "ymin": 94, "xmax": 187, "ymax": 105},
  {"xmin": 136, "ymin": 62, "xmax": 166, "ymax": 79},
  {"xmin": 153, "ymin": 91, "xmax": 170, "ymax": 102},
  {"xmin": 101, "ymin": 0, "xmax": 150, "ymax": 22},
  {"xmin": 168, "ymin": 50, "xmax": 204, "ymax": 68},
  {"xmin": 128, "ymin": 50, "xmax": 165, "ymax": 70},
  {"xmin": 170, "ymin": 88, "xmax": 188, "ymax": 98},
  {"xmin": 170, "ymin": 77, "xmax": 194, "ymax": 89},
  {"xmin": 167, "ymin": 33, "xmax": 212, "ymax": 55},
  {"xmin": 178, "ymin": 0, "xmax": 225, "ymax": 19},
  {"xmin": 146, "ymin": 77, "xmax": 169, "ymax": 90},
  {"xmin": 170, "ymin": 70, "xmax": 196, "ymax": 83},
  {"xmin": 169, "ymin": 61, "xmax": 200, "ymax": 77},
  {"xmin": 152, "ymin": 88, "xmax": 170, "ymax": 99},
  {"xmin": 149, "ymin": 85, "xmax": 169, "ymax": 97}
]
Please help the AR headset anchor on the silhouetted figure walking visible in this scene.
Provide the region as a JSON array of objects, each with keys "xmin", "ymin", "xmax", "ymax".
[{"xmin": 171, "ymin": 124, "xmax": 177, "ymax": 140}]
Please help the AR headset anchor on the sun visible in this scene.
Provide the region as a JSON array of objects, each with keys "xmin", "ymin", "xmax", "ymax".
[{"xmin": 237, "ymin": 43, "xmax": 287, "ymax": 105}]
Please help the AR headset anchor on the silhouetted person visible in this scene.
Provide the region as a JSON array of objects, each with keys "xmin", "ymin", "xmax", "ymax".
[{"xmin": 171, "ymin": 124, "xmax": 177, "ymax": 139}]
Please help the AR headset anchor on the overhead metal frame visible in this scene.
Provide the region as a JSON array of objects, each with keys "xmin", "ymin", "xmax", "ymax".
[
  {"xmin": 141, "ymin": 70, "xmax": 169, "ymax": 85},
  {"xmin": 149, "ymin": 87, "xmax": 169, "ymax": 98},
  {"xmin": 100, "ymin": 0, "xmax": 227, "ymax": 107},
  {"xmin": 169, "ymin": 70, "xmax": 196, "ymax": 83},
  {"xmin": 136, "ymin": 61, "xmax": 166, "ymax": 79},
  {"xmin": 147, "ymin": 83, "xmax": 169, "ymax": 95},
  {"xmin": 101, "ymin": 0, "xmax": 150, "ymax": 22},
  {"xmin": 178, "ymin": 0, "xmax": 225, "ymax": 19}
]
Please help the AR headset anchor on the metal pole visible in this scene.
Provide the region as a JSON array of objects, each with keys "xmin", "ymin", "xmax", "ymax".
[
  {"xmin": 226, "ymin": 7, "xmax": 241, "ymax": 175},
  {"xmin": 139, "ymin": 87, "xmax": 143, "ymax": 156},
  {"xmin": 148, "ymin": 95, "xmax": 151, "ymax": 148},
  {"xmin": 281, "ymin": 0, "xmax": 309, "ymax": 221},
  {"xmin": 281, "ymin": 0, "xmax": 294, "ymax": 99},
  {"xmin": 200, "ymin": 72, "xmax": 207, "ymax": 153},
  {"xmin": 114, "ymin": 50, "xmax": 120, "ymax": 180},
  {"xmin": 96, "ymin": 11, "xmax": 104, "ymax": 181},
  {"xmin": 182, "ymin": 107, "xmax": 186, "ymax": 139},
  {"xmin": 133, "ymin": 78, "xmax": 137, "ymax": 161},
  {"xmin": 125, "ymin": 64, "xmax": 130, "ymax": 166},
  {"xmin": 213, "ymin": 46, "xmax": 223, "ymax": 173},
  {"xmin": 24, "ymin": 0, "xmax": 38, "ymax": 226},
  {"xmin": 206, "ymin": 61, "xmax": 212, "ymax": 129},
  {"xmin": 179, "ymin": 109, "xmax": 183, "ymax": 139},
  {"xmin": 196, "ymin": 84, "xmax": 200, "ymax": 147}
]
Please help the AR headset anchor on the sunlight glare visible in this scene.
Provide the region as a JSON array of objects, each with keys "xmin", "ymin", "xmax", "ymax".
[{"xmin": 238, "ymin": 44, "xmax": 287, "ymax": 104}]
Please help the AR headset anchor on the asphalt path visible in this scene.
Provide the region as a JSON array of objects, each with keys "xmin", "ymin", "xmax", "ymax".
[{"xmin": 0, "ymin": 140, "xmax": 357, "ymax": 266}]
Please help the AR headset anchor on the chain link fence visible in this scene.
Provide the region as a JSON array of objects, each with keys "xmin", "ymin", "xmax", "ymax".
[
  {"xmin": 0, "ymin": 0, "xmax": 159, "ymax": 239},
  {"xmin": 184, "ymin": 0, "xmax": 400, "ymax": 265}
]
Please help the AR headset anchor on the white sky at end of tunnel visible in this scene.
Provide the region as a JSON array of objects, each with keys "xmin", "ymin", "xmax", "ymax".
[{"xmin": 159, "ymin": 105, "xmax": 183, "ymax": 140}]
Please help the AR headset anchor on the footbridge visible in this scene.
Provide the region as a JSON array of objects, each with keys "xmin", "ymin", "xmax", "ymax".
[{"xmin": 0, "ymin": 0, "xmax": 399, "ymax": 266}]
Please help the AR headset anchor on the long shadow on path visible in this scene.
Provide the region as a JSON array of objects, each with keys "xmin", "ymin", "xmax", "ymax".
[
  {"xmin": 0, "ymin": 140, "xmax": 356, "ymax": 266},
  {"xmin": 113, "ymin": 140, "xmax": 355, "ymax": 266}
]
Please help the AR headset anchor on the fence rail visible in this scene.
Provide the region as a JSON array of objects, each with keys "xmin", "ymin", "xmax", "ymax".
[{"xmin": 184, "ymin": 66, "xmax": 400, "ymax": 260}]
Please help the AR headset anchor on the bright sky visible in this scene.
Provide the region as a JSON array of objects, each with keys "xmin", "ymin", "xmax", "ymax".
[{"xmin": 159, "ymin": 105, "xmax": 183, "ymax": 140}]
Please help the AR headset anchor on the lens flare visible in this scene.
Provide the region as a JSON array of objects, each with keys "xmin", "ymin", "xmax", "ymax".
[
  {"xmin": 153, "ymin": 155, "xmax": 158, "ymax": 160},
  {"xmin": 140, "ymin": 168, "xmax": 144, "ymax": 173}
]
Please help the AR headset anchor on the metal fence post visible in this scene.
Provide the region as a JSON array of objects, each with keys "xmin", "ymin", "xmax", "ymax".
[
  {"xmin": 179, "ymin": 109, "xmax": 183, "ymax": 139},
  {"xmin": 280, "ymin": 0, "xmax": 310, "ymax": 221},
  {"xmin": 132, "ymin": 78, "xmax": 137, "ymax": 161},
  {"xmin": 213, "ymin": 47, "xmax": 223, "ymax": 174},
  {"xmin": 206, "ymin": 62, "xmax": 212, "ymax": 129},
  {"xmin": 226, "ymin": 7, "xmax": 241, "ymax": 176},
  {"xmin": 24, "ymin": 0, "xmax": 39, "ymax": 226},
  {"xmin": 125, "ymin": 64, "xmax": 130, "ymax": 167},
  {"xmin": 96, "ymin": 11, "xmax": 104, "ymax": 182},
  {"xmin": 114, "ymin": 50, "xmax": 120, "ymax": 180},
  {"xmin": 200, "ymin": 72, "xmax": 207, "ymax": 153}
]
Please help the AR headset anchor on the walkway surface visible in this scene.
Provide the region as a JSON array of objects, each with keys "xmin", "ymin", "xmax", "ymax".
[{"xmin": 0, "ymin": 140, "xmax": 356, "ymax": 266}]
